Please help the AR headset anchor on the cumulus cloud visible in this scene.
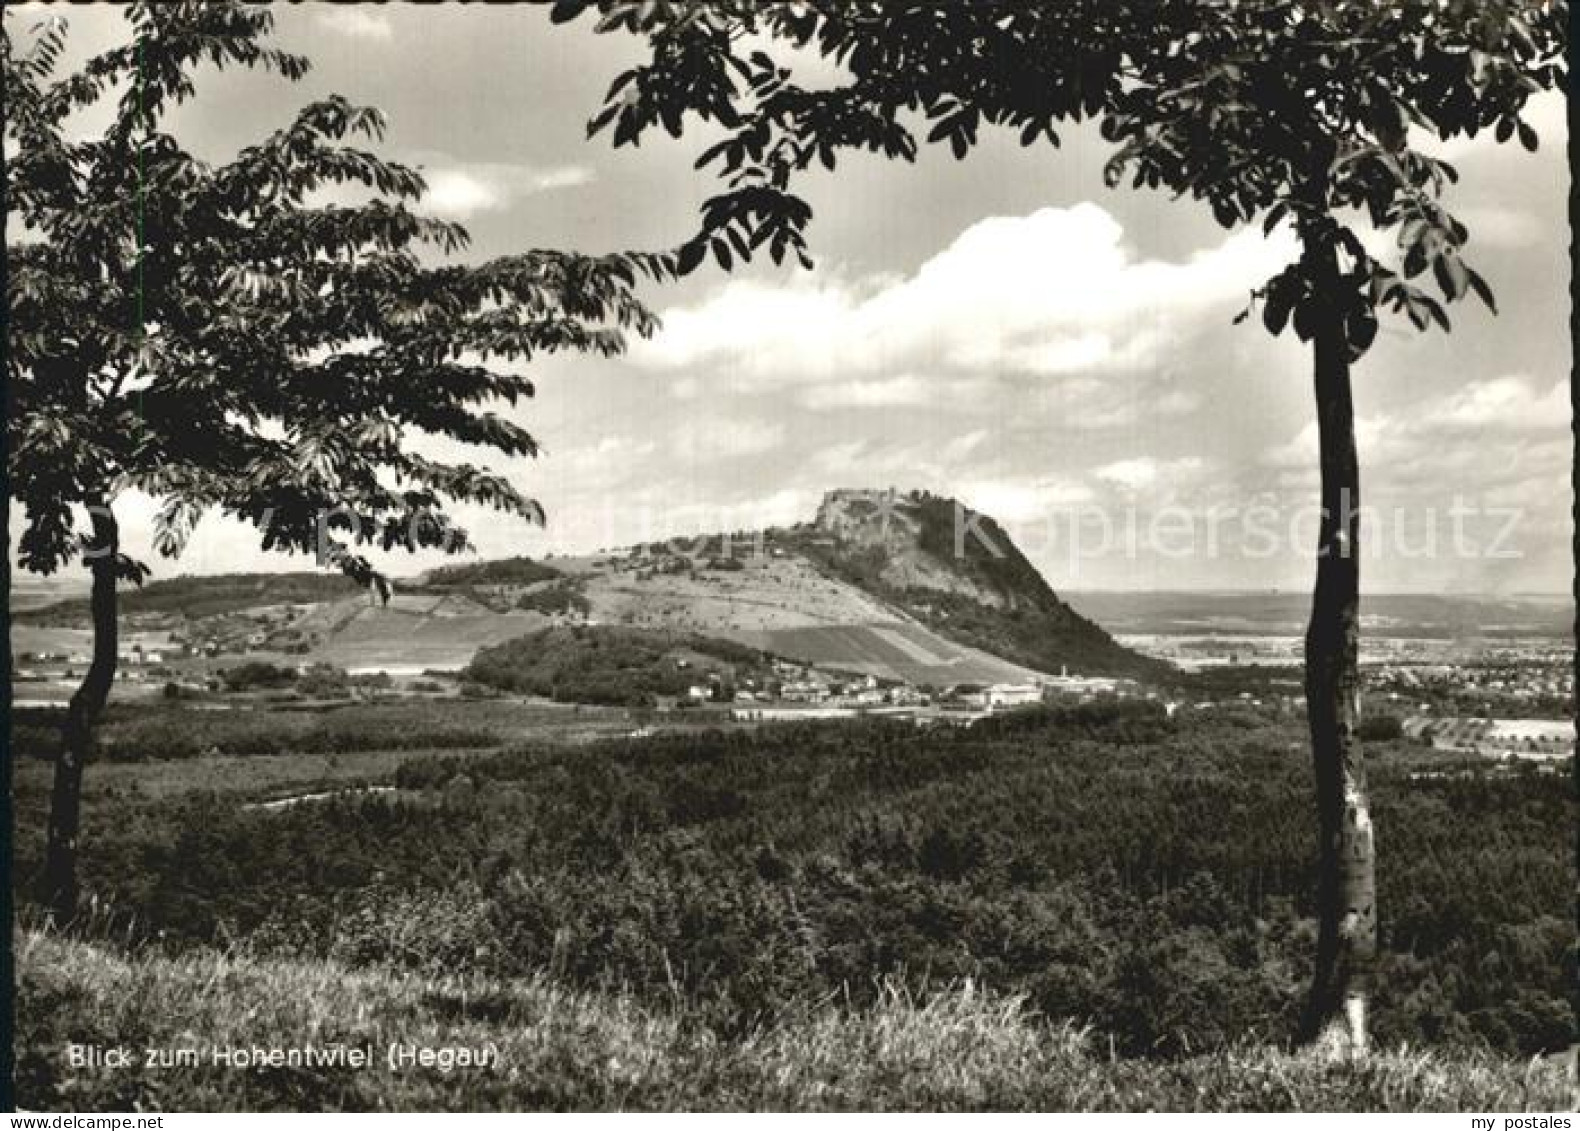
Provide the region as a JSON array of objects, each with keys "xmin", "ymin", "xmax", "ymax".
[
  {"xmin": 670, "ymin": 419, "xmax": 787, "ymax": 462},
  {"xmin": 634, "ymin": 204, "xmax": 1297, "ymax": 395},
  {"xmin": 421, "ymin": 163, "xmax": 594, "ymax": 220},
  {"xmin": 1093, "ymin": 456, "xmax": 1207, "ymax": 493},
  {"xmin": 1454, "ymin": 206, "xmax": 1544, "ymax": 249},
  {"xmin": 799, "ymin": 374, "xmax": 994, "ymax": 410},
  {"xmin": 316, "ymin": 8, "xmax": 394, "ymax": 41},
  {"xmin": 1266, "ymin": 375, "xmax": 1567, "ymax": 472},
  {"xmin": 1258, "ymin": 374, "xmax": 1570, "ymax": 535}
]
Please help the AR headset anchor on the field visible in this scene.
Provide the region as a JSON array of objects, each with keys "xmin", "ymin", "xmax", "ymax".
[
  {"xmin": 310, "ymin": 598, "xmax": 545, "ymax": 672},
  {"xmin": 729, "ymin": 621, "xmax": 1045, "ymax": 686},
  {"xmin": 1070, "ymin": 591, "xmax": 1574, "ymax": 640},
  {"xmin": 10, "ymin": 696, "xmax": 1574, "ymax": 1110}
]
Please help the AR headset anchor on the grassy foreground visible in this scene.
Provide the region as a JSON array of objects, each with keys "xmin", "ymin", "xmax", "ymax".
[{"xmin": 15, "ymin": 931, "xmax": 1574, "ymax": 1112}]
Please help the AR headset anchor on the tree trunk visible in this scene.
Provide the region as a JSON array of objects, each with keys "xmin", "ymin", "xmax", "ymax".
[
  {"xmin": 1297, "ymin": 251, "xmax": 1376, "ymax": 1057},
  {"xmin": 42, "ymin": 501, "xmax": 120, "ymax": 927}
]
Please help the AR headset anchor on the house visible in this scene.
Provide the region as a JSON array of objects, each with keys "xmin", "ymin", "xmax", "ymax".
[
  {"xmin": 984, "ymin": 683, "xmax": 1043, "ymax": 710},
  {"xmin": 781, "ymin": 679, "xmax": 830, "ymax": 703}
]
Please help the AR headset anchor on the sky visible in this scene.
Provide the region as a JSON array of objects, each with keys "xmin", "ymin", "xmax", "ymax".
[{"xmin": 6, "ymin": 2, "xmax": 1572, "ymax": 593}]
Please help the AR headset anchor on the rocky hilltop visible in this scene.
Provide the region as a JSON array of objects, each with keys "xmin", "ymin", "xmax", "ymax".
[{"xmin": 790, "ymin": 489, "xmax": 1158, "ymax": 679}]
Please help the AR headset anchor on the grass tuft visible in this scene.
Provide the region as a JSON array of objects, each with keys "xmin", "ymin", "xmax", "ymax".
[{"xmin": 15, "ymin": 931, "xmax": 1575, "ymax": 1112}]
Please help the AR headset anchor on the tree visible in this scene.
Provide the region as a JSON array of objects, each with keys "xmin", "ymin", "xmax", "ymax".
[
  {"xmin": 549, "ymin": 0, "xmax": 1566, "ymax": 1054},
  {"xmin": 5, "ymin": 2, "xmax": 674, "ymax": 925}
]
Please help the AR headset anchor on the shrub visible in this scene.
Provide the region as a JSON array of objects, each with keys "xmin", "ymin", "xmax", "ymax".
[{"xmin": 219, "ymin": 661, "xmax": 298, "ymax": 693}]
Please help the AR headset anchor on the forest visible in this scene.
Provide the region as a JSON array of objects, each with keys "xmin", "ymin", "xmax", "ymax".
[
  {"xmin": 463, "ymin": 625, "xmax": 777, "ymax": 707},
  {"xmin": 13, "ymin": 700, "xmax": 1572, "ymax": 1061}
]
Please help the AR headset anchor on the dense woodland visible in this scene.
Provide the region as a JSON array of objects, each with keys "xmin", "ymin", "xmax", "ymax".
[
  {"xmin": 13, "ymin": 701, "xmax": 1572, "ymax": 1059},
  {"xmin": 464, "ymin": 625, "xmax": 776, "ymax": 707}
]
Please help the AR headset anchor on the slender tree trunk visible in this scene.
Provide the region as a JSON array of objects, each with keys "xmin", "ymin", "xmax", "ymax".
[
  {"xmin": 1297, "ymin": 247, "xmax": 1376, "ymax": 1057},
  {"xmin": 42, "ymin": 501, "xmax": 120, "ymax": 927}
]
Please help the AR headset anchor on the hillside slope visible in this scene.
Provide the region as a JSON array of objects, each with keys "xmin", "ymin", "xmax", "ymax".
[
  {"xmin": 16, "ymin": 932, "xmax": 1569, "ymax": 1112},
  {"xmin": 11, "ymin": 489, "xmax": 1161, "ymax": 684},
  {"xmin": 780, "ymin": 489, "xmax": 1161, "ymax": 679}
]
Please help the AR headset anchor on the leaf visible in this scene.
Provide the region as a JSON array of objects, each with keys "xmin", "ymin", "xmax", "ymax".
[
  {"xmin": 1263, "ymin": 290, "xmax": 1291, "ymax": 336},
  {"xmin": 1517, "ymin": 120, "xmax": 1538, "ymax": 151},
  {"xmin": 1347, "ymin": 308, "xmax": 1378, "ymax": 358},
  {"xmin": 1292, "ymin": 300, "xmax": 1315, "ymax": 342},
  {"xmin": 549, "ymin": 1, "xmax": 591, "ymax": 24},
  {"xmin": 1402, "ymin": 241, "xmax": 1427, "ymax": 280},
  {"xmin": 675, "ymin": 239, "xmax": 707, "ymax": 276},
  {"xmin": 1433, "ymin": 253, "xmax": 1469, "ymax": 302},
  {"xmin": 1465, "ymin": 266, "xmax": 1497, "ymax": 314}
]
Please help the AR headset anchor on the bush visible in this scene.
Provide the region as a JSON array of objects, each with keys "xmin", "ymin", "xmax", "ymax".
[
  {"xmin": 1359, "ymin": 715, "xmax": 1405, "ymax": 741},
  {"xmin": 295, "ymin": 663, "xmax": 350, "ymax": 698},
  {"xmin": 515, "ymin": 580, "xmax": 591, "ymax": 617},
  {"xmin": 219, "ymin": 661, "xmax": 298, "ymax": 693}
]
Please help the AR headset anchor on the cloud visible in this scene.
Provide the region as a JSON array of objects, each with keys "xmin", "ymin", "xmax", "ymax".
[
  {"xmin": 799, "ymin": 374, "xmax": 992, "ymax": 410},
  {"xmin": 635, "ymin": 204, "xmax": 1296, "ymax": 395},
  {"xmin": 670, "ymin": 419, "xmax": 787, "ymax": 462},
  {"xmin": 316, "ymin": 8, "xmax": 394, "ymax": 41},
  {"xmin": 1093, "ymin": 456, "xmax": 1206, "ymax": 493},
  {"xmin": 1267, "ymin": 375, "xmax": 1567, "ymax": 466},
  {"xmin": 955, "ymin": 479, "xmax": 1098, "ymax": 525},
  {"xmin": 1454, "ymin": 206, "xmax": 1544, "ymax": 250},
  {"xmin": 1261, "ymin": 376, "xmax": 1569, "ymax": 508},
  {"xmin": 420, "ymin": 163, "xmax": 595, "ymax": 220}
]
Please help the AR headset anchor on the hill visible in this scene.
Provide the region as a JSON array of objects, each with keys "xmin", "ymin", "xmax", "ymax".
[
  {"xmin": 16, "ymin": 931, "xmax": 1568, "ymax": 1111},
  {"xmin": 11, "ymin": 489, "xmax": 1162, "ymax": 686},
  {"xmin": 781, "ymin": 489, "xmax": 1161, "ymax": 679},
  {"xmin": 15, "ymin": 571, "xmax": 364, "ymax": 624},
  {"xmin": 416, "ymin": 555, "xmax": 562, "ymax": 589}
]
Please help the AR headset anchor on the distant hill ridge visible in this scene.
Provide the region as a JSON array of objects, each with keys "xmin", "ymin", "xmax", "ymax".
[{"xmin": 15, "ymin": 488, "xmax": 1160, "ymax": 681}]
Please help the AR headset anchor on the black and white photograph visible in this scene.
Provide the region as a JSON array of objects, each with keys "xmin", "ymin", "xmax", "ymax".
[{"xmin": 3, "ymin": 0, "xmax": 1575, "ymax": 1115}]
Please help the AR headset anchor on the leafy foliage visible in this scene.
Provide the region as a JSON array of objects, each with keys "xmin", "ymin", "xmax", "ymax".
[
  {"xmin": 513, "ymin": 579, "xmax": 593, "ymax": 617},
  {"xmin": 5, "ymin": 2, "xmax": 677, "ymax": 581},
  {"xmin": 464, "ymin": 625, "xmax": 773, "ymax": 706},
  {"xmin": 553, "ymin": 1, "xmax": 1564, "ymax": 353}
]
